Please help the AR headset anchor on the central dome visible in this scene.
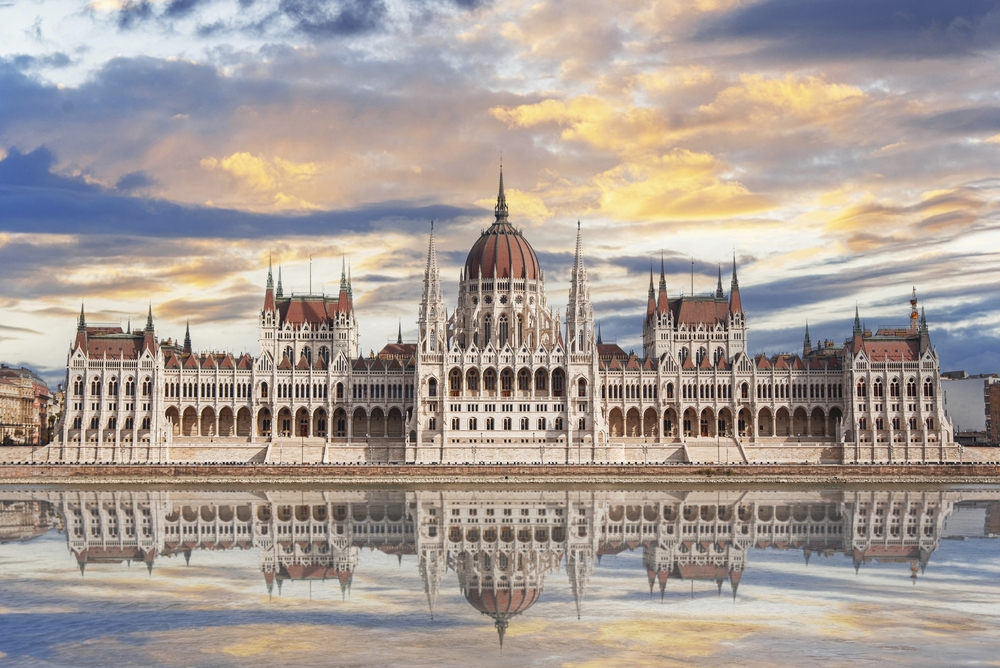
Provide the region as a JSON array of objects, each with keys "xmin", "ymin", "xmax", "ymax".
[{"xmin": 464, "ymin": 169, "xmax": 540, "ymax": 281}]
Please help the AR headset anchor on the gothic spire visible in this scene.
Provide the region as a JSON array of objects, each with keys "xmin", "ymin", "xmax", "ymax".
[
  {"xmin": 494, "ymin": 162, "xmax": 509, "ymax": 224},
  {"xmin": 729, "ymin": 253, "xmax": 743, "ymax": 314},
  {"xmin": 276, "ymin": 266, "xmax": 283, "ymax": 298},
  {"xmin": 145, "ymin": 304, "xmax": 154, "ymax": 332},
  {"xmin": 183, "ymin": 321, "xmax": 192, "ymax": 355},
  {"xmin": 347, "ymin": 260, "xmax": 353, "ymax": 299},
  {"xmin": 340, "ymin": 256, "xmax": 348, "ymax": 291},
  {"xmin": 397, "ymin": 320, "xmax": 403, "ymax": 345},
  {"xmin": 920, "ymin": 305, "xmax": 928, "ymax": 333},
  {"xmin": 597, "ymin": 321, "xmax": 603, "ymax": 345},
  {"xmin": 267, "ymin": 255, "xmax": 274, "ymax": 290},
  {"xmin": 803, "ymin": 321, "xmax": 812, "ymax": 355},
  {"xmin": 571, "ymin": 221, "xmax": 586, "ymax": 283},
  {"xmin": 853, "ymin": 305, "xmax": 862, "ymax": 335},
  {"xmin": 78, "ymin": 302, "xmax": 86, "ymax": 331},
  {"xmin": 716, "ymin": 264, "xmax": 724, "ymax": 298}
]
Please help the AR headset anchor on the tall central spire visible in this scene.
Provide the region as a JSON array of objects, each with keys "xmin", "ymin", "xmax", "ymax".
[{"xmin": 494, "ymin": 162, "xmax": 509, "ymax": 224}]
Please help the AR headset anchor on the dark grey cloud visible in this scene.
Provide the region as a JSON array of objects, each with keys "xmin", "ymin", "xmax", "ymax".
[
  {"xmin": 0, "ymin": 146, "xmax": 476, "ymax": 238},
  {"xmin": 117, "ymin": 0, "xmax": 154, "ymax": 29},
  {"xmin": 114, "ymin": 170, "xmax": 155, "ymax": 192},
  {"xmin": 279, "ymin": 0, "xmax": 387, "ymax": 36},
  {"xmin": 10, "ymin": 52, "xmax": 72, "ymax": 70},
  {"xmin": 698, "ymin": 0, "xmax": 1000, "ymax": 59},
  {"xmin": 164, "ymin": 0, "xmax": 213, "ymax": 18},
  {"xmin": 910, "ymin": 105, "xmax": 1000, "ymax": 135}
]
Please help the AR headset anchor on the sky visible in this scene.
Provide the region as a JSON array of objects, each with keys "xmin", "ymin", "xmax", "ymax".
[{"xmin": 2, "ymin": 0, "xmax": 1000, "ymax": 386}]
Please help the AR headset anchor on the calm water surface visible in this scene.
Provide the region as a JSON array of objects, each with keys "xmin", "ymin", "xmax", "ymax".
[{"xmin": 1, "ymin": 485, "xmax": 999, "ymax": 667}]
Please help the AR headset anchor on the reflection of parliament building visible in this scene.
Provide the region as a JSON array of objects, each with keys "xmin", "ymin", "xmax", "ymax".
[
  {"xmin": 5, "ymin": 488, "xmax": 997, "ymax": 646},
  {"xmin": 58, "ymin": 168, "xmax": 956, "ymax": 465}
]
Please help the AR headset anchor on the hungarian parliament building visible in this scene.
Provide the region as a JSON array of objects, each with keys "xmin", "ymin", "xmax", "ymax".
[{"xmin": 57, "ymin": 170, "xmax": 956, "ymax": 464}]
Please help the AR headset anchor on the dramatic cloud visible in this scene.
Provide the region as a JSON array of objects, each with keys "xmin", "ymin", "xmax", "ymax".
[
  {"xmin": 698, "ymin": 0, "xmax": 1000, "ymax": 59},
  {"xmin": 0, "ymin": 0, "xmax": 999, "ymax": 379}
]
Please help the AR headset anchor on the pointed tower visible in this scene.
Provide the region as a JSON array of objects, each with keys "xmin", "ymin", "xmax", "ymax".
[
  {"xmin": 565, "ymin": 221, "xmax": 594, "ymax": 355},
  {"xmin": 853, "ymin": 305, "xmax": 862, "ymax": 336},
  {"xmin": 729, "ymin": 254, "xmax": 743, "ymax": 315},
  {"xmin": 716, "ymin": 265, "xmax": 724, "ymax": 299},
  {"xmin": 276, "ymin": 266, "xmax": 284, "ymax": 299},
  {"xmin": 142, "ymin": 304, "xmax": 158, "ymax": 355},
  {"xmin": 74, "ymin": 302, "xmax": 88, "ymax": 351},
  {"xmin": 183, "ymin": 322, "xmax": 192, "ymax": 355},
  {"xmin": 397, "ymin": 320, "xmax": 403, "ymax": 345},
  {"xmin": 657, "ymin": 256, "xmax": 668, "ymax": 314},
  {"xmin": 909, "ymin": 286, "xmax": 919, "ymax": 330},
  {"xmin": 418, "ymin": 221, "xmax": 447, "ymax": 355},
  {"xmin": 646, "ymin": 263, "xmax": 656, "ymax": 322},
  {"xmin": 263, "ymin": 257, "xmax": 276, "ymax": 313},
  {"xmin": 643, "ymin": 256, "xmax": 674, "ymax": 360},
  {"xmin": 803, "ymin": 321, "xmax": 812, "ymax": 356}
]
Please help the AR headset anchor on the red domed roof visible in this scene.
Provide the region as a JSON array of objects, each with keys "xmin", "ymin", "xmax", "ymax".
[{"xmin": 464, "ymin": 169, "xmax": 540, "ymax": 281}]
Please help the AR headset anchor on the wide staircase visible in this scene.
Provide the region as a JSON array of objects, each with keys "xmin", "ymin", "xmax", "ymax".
[{"xmin": 683, "ymin": 437, "xmax": 746, "ymax": 464}]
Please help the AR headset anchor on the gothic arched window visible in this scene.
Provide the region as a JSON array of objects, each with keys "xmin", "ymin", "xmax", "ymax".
[{"xmin": 499, "ymin": 315, "xmax": 509, "ymax": 348}]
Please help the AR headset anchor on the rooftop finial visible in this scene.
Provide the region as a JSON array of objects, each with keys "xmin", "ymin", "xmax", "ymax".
[{"xmin": 495, "ymin": 161, "xmax": 509, "ymax": 223}]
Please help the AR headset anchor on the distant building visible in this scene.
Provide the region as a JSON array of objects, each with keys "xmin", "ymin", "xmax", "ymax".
[
  {"xmin": 942, "ymin": 373, "xmax": 999, "ymax": 446},
  {"xmin": 0, "ymin": 376, "xmax": 35, "ymax": 445},
  {"xmin": 990, "ymin": 384, "xmax": 1000, "ymax": 446},
  {"xmin": 0, "ymin": 365, "xmax": 53, "ymax": 445}
]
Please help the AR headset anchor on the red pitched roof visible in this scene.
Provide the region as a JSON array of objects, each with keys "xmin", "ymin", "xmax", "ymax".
[{"xmin": 670, "ymin": 297, "xmax": 730, "ymax": 327}]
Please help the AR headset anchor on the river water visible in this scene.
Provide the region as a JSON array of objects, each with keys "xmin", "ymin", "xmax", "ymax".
[{"xmin": 1, "ymin": 485, "xmax": 998, "ymax": 666}]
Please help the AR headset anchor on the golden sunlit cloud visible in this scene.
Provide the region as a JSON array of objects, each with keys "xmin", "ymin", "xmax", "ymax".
[{"xmin": 200, "ymin": 153, "xmax": 320, "ymax": 210}]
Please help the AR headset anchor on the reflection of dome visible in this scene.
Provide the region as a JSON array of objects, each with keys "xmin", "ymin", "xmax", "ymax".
[
  {"xmin": 463, "ymin": 585, "xmax": 541, "ymax": 647},
  {"xmin": 464, "ymin": 169, "xmax": 540, "ymax": 281}
]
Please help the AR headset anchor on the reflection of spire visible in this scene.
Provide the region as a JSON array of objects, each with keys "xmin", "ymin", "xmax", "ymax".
[
  {"xmin": 567, "ymin": 547, "xmax": 592, "ymax": 620},
  {"xmin": 496, "ymin": 618, "xmax": 508, "ymax": 649},
  {"xmin": 419, "ymin": 548, "xmax": 446, "ymax": 618}
]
